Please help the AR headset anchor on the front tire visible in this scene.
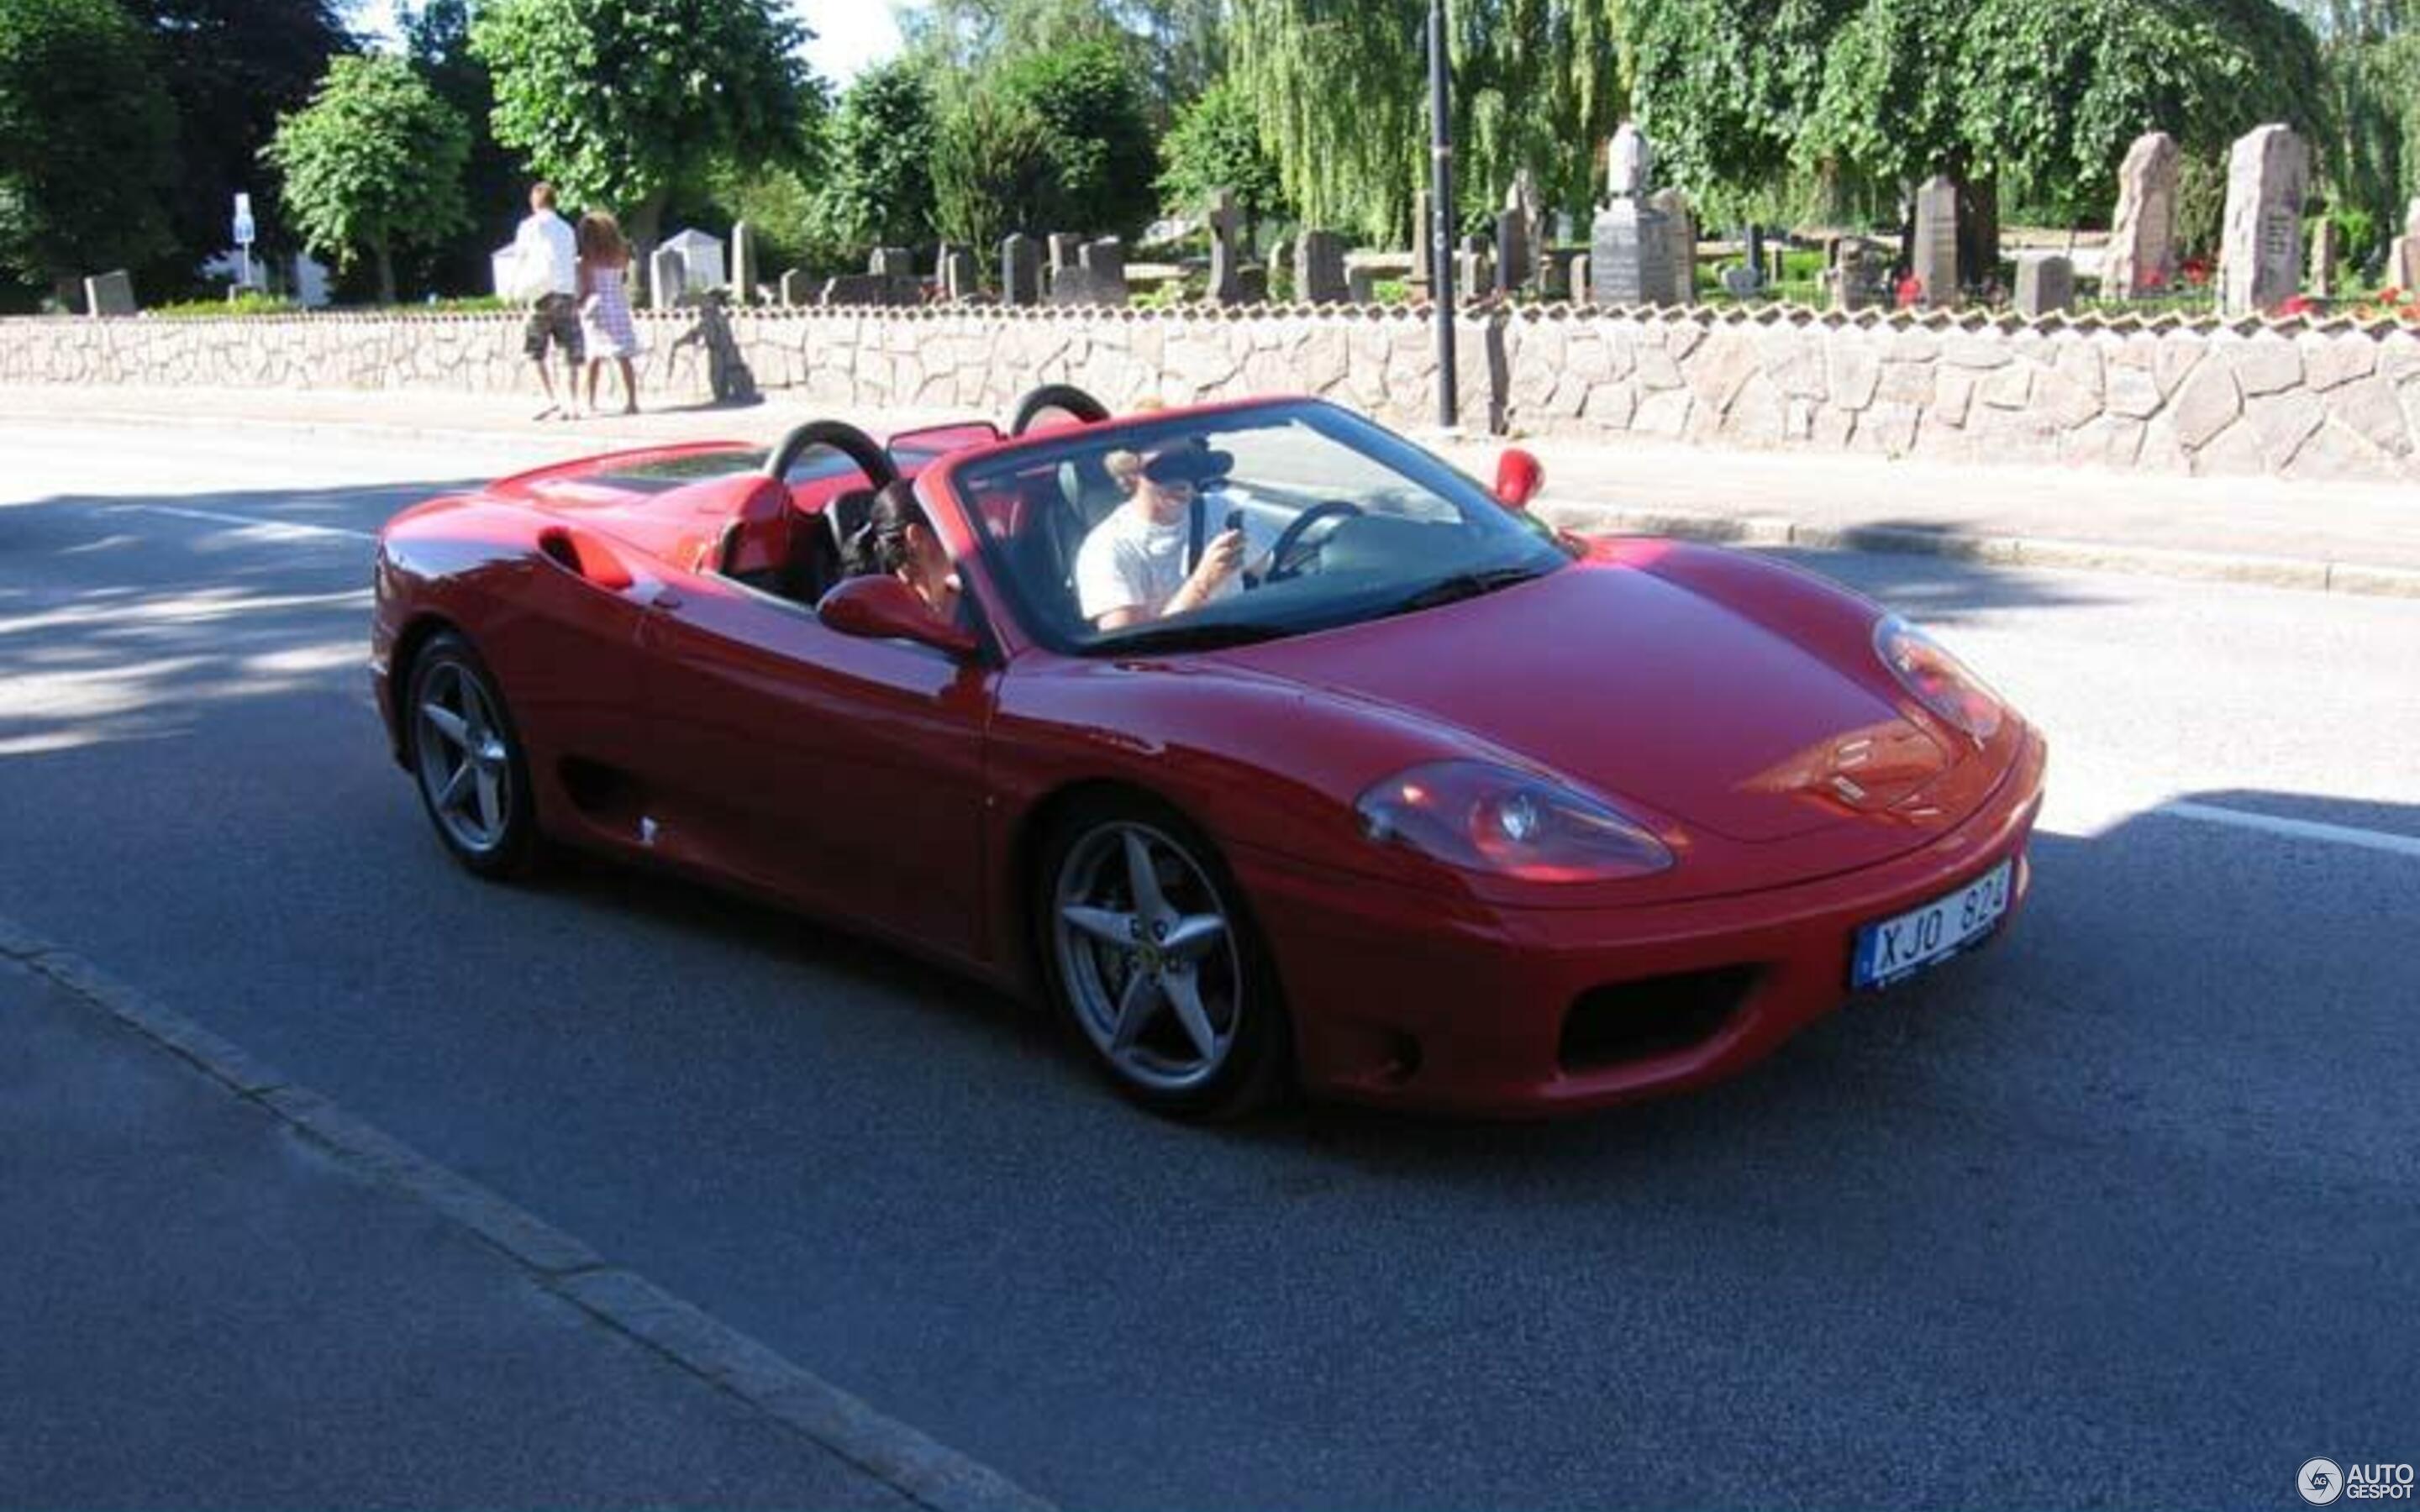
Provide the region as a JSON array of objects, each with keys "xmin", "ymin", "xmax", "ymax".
[
  {"xmin": 1038, "ymin": 794, "xmax": 1289, "ymax": 1120},
  {"xmin": 407, "ymin": 632, "xmax": 540, "ymax": 879}
]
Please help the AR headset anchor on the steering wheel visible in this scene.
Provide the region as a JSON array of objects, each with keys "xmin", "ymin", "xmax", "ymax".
[
  {"xmin": 765, "ymin": 419, "xmax": 896, "ymax": 488},
  {"xmin": 1264, "ymin": 501, "xmax": 1366, "ymax": 583}
]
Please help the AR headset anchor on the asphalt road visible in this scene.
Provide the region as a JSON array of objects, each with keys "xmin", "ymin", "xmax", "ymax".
[{"xmin": 3, "ymin": 420, "xmax": 2416, "ymax": 1509}]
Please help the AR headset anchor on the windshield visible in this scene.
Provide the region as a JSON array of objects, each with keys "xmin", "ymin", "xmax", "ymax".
[{"xmin": 948, "ymin": 401, "xmax": 1572, "ymax": 654}]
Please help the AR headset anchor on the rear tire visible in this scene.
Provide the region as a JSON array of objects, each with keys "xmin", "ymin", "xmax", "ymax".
[
  {"xmin": 406, "ymin": 632, "xmax": 541, "ymax": 879},
  {"xmin": 1036, "ymin": 793, "xmax": 1289, "ymax": 1121}
]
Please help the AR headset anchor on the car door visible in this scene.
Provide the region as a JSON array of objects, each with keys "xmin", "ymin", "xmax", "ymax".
[{"xmin": 629, "ymin": 565, "xmax": 998, "ymax": 969}]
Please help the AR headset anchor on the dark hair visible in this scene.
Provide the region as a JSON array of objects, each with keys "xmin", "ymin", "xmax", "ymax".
[{"xmin": 860, "ymin": 480, "xmax": 927, "ymax": 576}]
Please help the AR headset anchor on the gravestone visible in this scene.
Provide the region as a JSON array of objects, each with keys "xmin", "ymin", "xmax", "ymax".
[
  {"xmin": 2220, "ymin": 123, "xmax": 2310, "ymax": 317},
  {"xmin": 1236, "ymin": 266, "xmax": 1270, "ymax": 303},
  {"xmin": 1001, "ymin": 233, "xmax": 1042, "ymax": 306},
  {"xmin": 1606, "ymin": 123, "xmax": 1652, "ymax": 201},
  {"xmin": 1507, "ymin": 169, "xmax": 1544, "ymax": 289},
  {"xmin": 2310, "ymin": 218, "xmax": 2339, "ymax": 299},
  {"xmin": 819, "ymin": 274, "xmax": 887, "ymax": 306},
  {"xmin": 83, "ymin": 270, "xmax": 134, "ymax": 316},
  {"xmin": 1296, "ymin": 231, "xmax": 1349, "ymax": 304},
  {"xmin": 1828, "ymin": 238, "xmax": 1889, "ymax": 313},
  {"xmin": 1566, "ymin": 253, "xmax": 1591, "ymax": 306},
  {"xmin": 663, "ymin": 228, "xmax": 726, "ymax": 295},
  {"xmin": 944, "ymin": 247, "xmax": 979, "ymax": 302},
  {"xmin": 1553, "ymin": 211, "xmax": 1576, "ymax": 245},
  {"xmin": 1207, "ymin": 189, "xmax": 1244, "ymax": 304},
  {"xmin": 1049, "ymin": 266, "xmax": 1116, "ymax": 307},
  {"xmin": 871, "ymin": 246, "xmax": 916, "ymax": 281},
  {"xmin": 650, "ymin": 244, "xmax": 688, "ymax": 307},
  {"xmin": 1347, "ymin": 265, "xmax": 1378, "ymax": 305},
  {"xmin": 2105, "ymin": 131, "xmax": 2181, "ymax": 300},
  {"xmin": 1721, "ymin": 264, "xmax": 1764, "ymax": 301},
  {"xmin": 489, "ymin": 244, "xmax": 520, "ymax": 299},
  {"xmin": 1493, "ymin": 208, "xmax": 1529, "ymax": 296},
  {"xmin": 2013, "ymin": 253, "xmax": 2075, "ymax": 317},
  {"xmin": 1912, "ymin": 176, "xmax": 1960, "ymax": 307},
  {"xmin": 1590, "ymin": 200, "xmax": 1670, "ymax": 307},
  {"xmin": 729, "ymin": 221, "xmax": 759, "ymax": 304},
  {"xmin": 1455, "ymin": 235, "xmax": 1491, "ymax": 303},
  {"xmin": 779, "ymin": 268, "xmax": 816, "ymax": 307},
  {"xmin": 1076, "ymin": 238, "xmax": 1129, "ymax": 304},
  {"xmin": 1265, "ymin": 239, "xmax": 1289, "ymax": 297},
  {"xmin": 1649, "ymin": 188, "xmax": 1696, "ymax": 305},
  {"xmin": 1411, "ymin": 189, "xmax": 1434, "ymax": 287},
  {"xmin": 1539, "ymin": 254, "xmax": 1569, "ymax": 301},
  {"xmin": 2394, "ymin": 234, "xmax": 2419, "ymax": 294},
  {"xmin": 1048, "ymin": 234, "xmax": 1084, "ymax": 277}
]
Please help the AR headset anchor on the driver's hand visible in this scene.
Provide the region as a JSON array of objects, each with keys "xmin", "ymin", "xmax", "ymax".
[{"xmin": 1192, "ymin": 528, "xmax": 1245, "ymax": 588}]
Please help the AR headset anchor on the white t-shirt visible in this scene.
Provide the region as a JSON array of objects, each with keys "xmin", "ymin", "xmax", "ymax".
[
  {"xmin": 512, "ymin": 210, "xmax": 580, "ymax": 301},
  {"xmin": 1074, "ymin": 501, "xmax": 1279, "ymax": 624}
]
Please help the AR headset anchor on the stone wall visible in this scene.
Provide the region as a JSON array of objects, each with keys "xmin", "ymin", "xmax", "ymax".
[{"xmin": 4, "ymin": 304, "xmax": 2417, "ymax": 482}]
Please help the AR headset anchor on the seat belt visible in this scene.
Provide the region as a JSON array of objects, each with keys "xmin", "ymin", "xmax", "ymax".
[{"xmin": 1185, "ymin": 490, "xmax": 1206, "ymax": 575}]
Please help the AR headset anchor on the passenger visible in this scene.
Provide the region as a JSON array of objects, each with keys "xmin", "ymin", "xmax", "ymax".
[
  {"xmin": 861, "ymin": 480, "xmax": 961, "ymax": 622},
  {"xmin": 1073, "ymin": 441, "xmax": 1274, "ymax": 631}
]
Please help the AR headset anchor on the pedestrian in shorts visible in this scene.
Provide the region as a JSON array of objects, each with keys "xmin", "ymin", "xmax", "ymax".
[{"xmin": 510, "ymin": 183, "xmax": 585, "ymax": 418}]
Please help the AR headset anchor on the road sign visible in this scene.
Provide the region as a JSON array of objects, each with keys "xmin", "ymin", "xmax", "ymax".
[{"xmin": 232, "ymin": 192, "xmax": 255, "ymax": 248}]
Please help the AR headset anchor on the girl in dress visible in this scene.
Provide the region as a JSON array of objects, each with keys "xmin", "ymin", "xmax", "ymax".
[{"xmin": 576, "ymin": 212, "xmax": 643, "ymax": 416}]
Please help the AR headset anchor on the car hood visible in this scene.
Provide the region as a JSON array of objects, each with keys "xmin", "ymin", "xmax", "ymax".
[{"xmin": 1208, "ymin": 561, "xmax": 1953, "ymax": 843}]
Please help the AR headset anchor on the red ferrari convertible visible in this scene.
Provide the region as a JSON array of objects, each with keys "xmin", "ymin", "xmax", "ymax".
[{"xmin": 372, "ymin": 387, "xmax": 2044, "ymax": 1119}]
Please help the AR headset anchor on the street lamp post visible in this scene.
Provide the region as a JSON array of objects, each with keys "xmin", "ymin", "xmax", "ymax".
[{"xmin": 1428, "ymin": 0, "xmax": 1457, "ymax": 429}]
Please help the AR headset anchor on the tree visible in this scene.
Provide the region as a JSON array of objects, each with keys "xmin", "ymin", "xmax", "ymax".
[
  {"xmin": 265, "ymin": 55, "xmax": 471, "ymax": 304},
  {"xmin": 932, "ymin": 87, "xmax": 1061, "ymax": 250},
  {"xmin": 470, "ymin": 0, "xmax": 816, "ymax": 247},
  {"xmin": 811, "ymin": 58, "xmax": 941, "ymax": 252},
  {"xmin": 996, "ymin": 37, "xmax": 1160, "ymax": 236},
  {"xmin": 902, "ymin": 0, "xmax": 1226, "ymax": 118},
  {"xmin": 402, "ymin": 0, "xmax": 526, "ymax": 295},
  {"xmin": 1157, "ymin": 78, "xmax": 1292, "ymax": 239},
  {"xmin": 1227, "ymin": 0, "xmax": 1633, "ymax": 244},
  {"xmin": 0, "ymin": 0, "xmax": 179, "ymax": 303},
  {"xmin": 122, "ymin": 0, "xmax": 354, "ymax": 286}
]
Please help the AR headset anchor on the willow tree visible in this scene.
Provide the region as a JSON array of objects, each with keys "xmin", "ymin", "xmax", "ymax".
[{"xmin": 1227, "ymin": 0, "xmax": 1631, "ymax": 244}]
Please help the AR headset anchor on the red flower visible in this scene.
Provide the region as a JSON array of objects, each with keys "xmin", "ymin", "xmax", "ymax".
[
  {"xmin": 1894, "ymin": 273, "xmax": 1923, "ymax": 309},
  {"xmin": 2180, "ymin": 256, "xmax": 2214, "ymax": 289},
  {"xmin": 2278, "ymin": 293, "xmax": 2317, "ymax": 316}
]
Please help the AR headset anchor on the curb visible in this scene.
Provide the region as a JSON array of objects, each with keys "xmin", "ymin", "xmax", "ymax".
[
  {"xmin": 1536, "ymin": 501, "xmax": 2420, "ymax": 601},
  {"xmin": 0, "ymin": 916, "xmax": 1054, "ymax": 1512},
  {"xmin": 0, "ymin": 406, "xmax": 695, "ymax": 454}
]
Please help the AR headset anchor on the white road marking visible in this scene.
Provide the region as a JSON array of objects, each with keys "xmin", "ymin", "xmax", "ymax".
[
  {"xmin": 132, "ymin": 506, "xmax": 376, "ymax": 542},
  {"xmin": 2158, "ymin": 800, "xmax": 2420, "ymax": 860}
]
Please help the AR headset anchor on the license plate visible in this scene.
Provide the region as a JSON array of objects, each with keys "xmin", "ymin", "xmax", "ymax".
[{"xmin": 1851, "ymin": 859, "xmax": 2015, "ymax": 991}]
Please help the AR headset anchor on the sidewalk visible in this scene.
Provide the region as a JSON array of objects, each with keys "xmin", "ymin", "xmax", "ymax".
[
  {"xmin": 0, "ymin": 932, "xmax": 1046, "ymax": 1510},
  {"xmin": 6, "ymin": 382, "xmax": 2417, "ymax": 596}
]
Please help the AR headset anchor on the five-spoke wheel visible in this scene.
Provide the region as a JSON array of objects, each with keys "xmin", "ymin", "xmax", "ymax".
[
  {"xmin": 408, "ymin": 632, "xmax": 537, "ymax": 876},
  {"xmin": 1042, "ymin": 797, "xmax": 1286, "ymax": 1117}
]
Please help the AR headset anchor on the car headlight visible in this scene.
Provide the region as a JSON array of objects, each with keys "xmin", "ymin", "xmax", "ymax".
[
  {"xmin": 1355, "ymin": 761, "xmax": 1675, "ymax": 882},
  {"xmin": 1874, "ymin": 613, "xmax": 2003, "ymax": 743}
]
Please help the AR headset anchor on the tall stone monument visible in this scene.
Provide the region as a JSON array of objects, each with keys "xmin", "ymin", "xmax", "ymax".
[
  {"xmin": 1507, "ymin": 169, "xmax": 1544, "ymax": 291},
  {"xmin": 1649, "ymin": 187, "xmax": 1696, "ymax": 306},
  {"xmin": 1493, "ymin": 208, "xmax": 1529, "ymax": 297},
  {"xmin": 2220, "ymin": 124, "xmax": 2310, "ymax": 317},
  {"xmin": 1001, "ymin": 233, "xmax": 1041, "ymax": 306},
  {"xmin": 1591, "ymin": 200, "xmax": 1671, "ymax": 307},
  {"xmin": 729, "ymin": 221, "xmax": 759, "ymax": 304},
  {"xmin": 1207, "ymin": 188, "xmax": 1244, "ymax": 305},
  {"xmin": 1296, "ymin": 230, "xmax": 1349, "ymax": 305},
  {"xmin": 650, "ymin": 244, "xmax": 687, "ymax": 307},
  {"xmin": 2104, "ymin": 131, "xmax": 2181, "ymax": 300},
  {"xmin": 1912, "ymin": 176, "xmax": 1960, "ymax": 307},
  {"xmin": 1606, "ymin": 123, "xmax": 1652, "ymax": 202}
]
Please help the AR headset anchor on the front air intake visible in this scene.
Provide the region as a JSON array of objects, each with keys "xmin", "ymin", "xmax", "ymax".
[{"xmin": 1558, "ymin": 967, "xmax": 1761, "ymax": 1071}]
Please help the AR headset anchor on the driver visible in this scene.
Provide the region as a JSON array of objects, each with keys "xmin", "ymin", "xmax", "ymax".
[{"xmin": 1074, "ymin": 440, "xmax": 1276, "ymax": 631}]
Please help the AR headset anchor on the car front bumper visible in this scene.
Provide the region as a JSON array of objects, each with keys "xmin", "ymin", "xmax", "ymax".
[{"xmin": 1234, "ymin": 728, "xmax": 2048, "ymax": 1116}]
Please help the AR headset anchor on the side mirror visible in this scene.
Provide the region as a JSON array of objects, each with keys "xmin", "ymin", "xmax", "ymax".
[
  {"xmin": 819, "ymin": 575, "xmax": 981, "ymax": 659},
  {"xmin": 1493, "ymin": 448, "xmax": 1544, "ymax": 512}
]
